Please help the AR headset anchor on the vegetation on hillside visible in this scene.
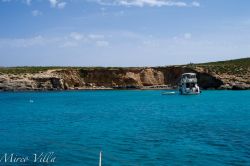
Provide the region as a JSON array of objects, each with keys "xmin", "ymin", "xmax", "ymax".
[
  {"xmin": 190, "ymin": 58, "xmax": 250, "ymax": 75},
  {"xmin": 0, "ymin": 66, "xmax": 141, "ymax": 74},
  {"xmin": 0, "ymin": 58, "xmax": 249, "ymax": 75}
]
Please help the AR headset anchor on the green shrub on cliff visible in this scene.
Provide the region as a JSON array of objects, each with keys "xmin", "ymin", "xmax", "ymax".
[
  {"xmin": 0, "ymin": 58, "xmax": 249, "ymax": 75},
  {"xmin": 194, "ymin": 58, "xmax": 250, "ymax": 75}
]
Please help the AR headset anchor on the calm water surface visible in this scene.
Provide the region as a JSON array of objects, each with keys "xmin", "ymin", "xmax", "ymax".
[{"xmin": 0, "ymin": 90, "xmax": 249, "ymax": 165}]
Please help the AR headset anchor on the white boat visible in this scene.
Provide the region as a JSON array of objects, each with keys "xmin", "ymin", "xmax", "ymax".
[{"xmin": 179, "ymin": 73, "xmax": 200, "ymax": 95}]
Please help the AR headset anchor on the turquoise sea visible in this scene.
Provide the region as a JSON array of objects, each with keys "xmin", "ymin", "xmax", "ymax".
[{"xmin": 0, "ymin": 90, "xmax": 249, "ymax": 165}]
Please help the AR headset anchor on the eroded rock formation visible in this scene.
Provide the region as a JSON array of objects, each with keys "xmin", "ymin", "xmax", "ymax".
[{"xmin": 0, "ymin": 65, "xmax": 249, "ymax": 91}]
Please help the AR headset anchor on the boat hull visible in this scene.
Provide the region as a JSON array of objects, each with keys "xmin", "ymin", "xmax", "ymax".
[{"xmin": 179, "ymin": 88, "xmax": 200, "ymax": 95}]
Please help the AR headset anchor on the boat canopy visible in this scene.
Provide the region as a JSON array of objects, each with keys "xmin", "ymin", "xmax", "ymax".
[
  {"xmin": 181, "ymin": 73, "xmax": 196, "ymax": 76},
  {"xmin": 181, "ymin": 73, "xmax": 197, "ymax": 80}
]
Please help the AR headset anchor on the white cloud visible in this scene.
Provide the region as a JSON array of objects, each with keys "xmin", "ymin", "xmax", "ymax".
[
  {"xmin": 173, "ymin": 33, "xmax": 192, "ymax": 41},
  {"xmin": 191, "ymin": 1, "xmax": 200, "ymax": 7},
  {"xmin": 0, "ymin": 35, "xmax": 47, "ymax": 48},
  {"xmin": 88, "ymin": 34, "xmax": 104, "ymax": 39},
  {"xmin": 96, "ymin": 40, "xmax": 109, "ymax": 47},
  {"xmin": 70, "ymin": 32, "xmax": 84, "ymax": 40},
  {"xmin": 49, "ymin": 0, "xmax": 58, "ymax": 7},
  {"xmin": 1, "ymin": 0, "xmax": 199, "ymax": 8},
  {"xmin": 1, "ymin": 31, "xmax": 250, "ymax": 66},
  {"xmin": 61, "ymin": 41, "xmax": 78, "ymax": 47},
  {"xmin": 184, "ymin": 33, "xmax": 192, "ymax": 39},
  {"xmin": 26, "ymin": 0, "xmax": 31, "ymax": 5},
  {"xmin": 49, "ymin": 0, "xmax": 66, "ymax": 9},
  {"xmin": 64, "ymin": 33, "xmax": 110, "ymax": 47},
  {"xmin": 0, "ymin": 32, "xmax": 111, "ymax": 48},
  {"xmin": 57, "ymin": 2, "xmax": 67, "ymax": 9},
  {"xmin": 31, "ymin": 10, "xmax": 42, "ymax": 16},
  {"xmin": 92, "ymin": 0, "xmax": 200, "ymax": 7},
  {"xmin": 1, "ymin": 0, "xmax": 67, "ymax": 9}
]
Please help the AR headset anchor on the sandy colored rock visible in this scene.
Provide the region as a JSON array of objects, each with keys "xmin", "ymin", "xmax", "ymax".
[{"xmin": 0, "ymin": 65, "xmax": 249, "ymax": 91}]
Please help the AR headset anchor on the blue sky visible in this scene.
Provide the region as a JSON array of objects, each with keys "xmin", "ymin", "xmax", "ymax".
[{"xmin": 0, "ymin": 0, "xmax": 250, "ymax": 66}]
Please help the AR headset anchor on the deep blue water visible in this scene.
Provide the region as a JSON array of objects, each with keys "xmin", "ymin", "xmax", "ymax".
[{"xmin": 0, "ymin": 90, "xmax": 249, "ymax": 166}]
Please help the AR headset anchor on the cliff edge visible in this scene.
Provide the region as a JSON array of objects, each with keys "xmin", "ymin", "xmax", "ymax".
[{"xmin": 0, "ymin": 58, "xmax": 249, "ymax": 91}]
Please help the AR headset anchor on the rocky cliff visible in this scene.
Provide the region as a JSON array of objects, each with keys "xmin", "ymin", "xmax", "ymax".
[{"xmin": 0, "ymin": 58, "xmax": 249, "ymax": 91}]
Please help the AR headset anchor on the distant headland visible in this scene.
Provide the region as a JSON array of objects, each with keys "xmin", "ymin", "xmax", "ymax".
[{"xmin": 0, "ymin": 58, "xmax": 249, "ymax": 91}]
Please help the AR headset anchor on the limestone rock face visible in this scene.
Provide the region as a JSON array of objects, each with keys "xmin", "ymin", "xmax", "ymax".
[
  {"xmin": 78, "ymin": 68, "xmax": 165, "ymax": 88},
  {"xmin": 0, "ymin": 71, "xmax": 65, "ymax": 91},
  {"xmin": 0, "ymin": 66, "xmax": 249, "ymax": 91},
  {"xmin": 140, "ymin": 68, "xmax": 164, "ymax": 86},
  {"xmin": 53, "ymin": 70, "xmax": 85, "ymax": 89}
]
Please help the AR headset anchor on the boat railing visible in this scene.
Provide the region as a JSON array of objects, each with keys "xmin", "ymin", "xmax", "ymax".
[{"xmin": 181, "ymin": 78, "xmax": 197, "ymax": 83}]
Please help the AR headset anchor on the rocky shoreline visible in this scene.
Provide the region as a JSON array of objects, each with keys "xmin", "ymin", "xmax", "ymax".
[{"xmin": 0, "ymin": 60, "xmax": 249, "ymax": 91}]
